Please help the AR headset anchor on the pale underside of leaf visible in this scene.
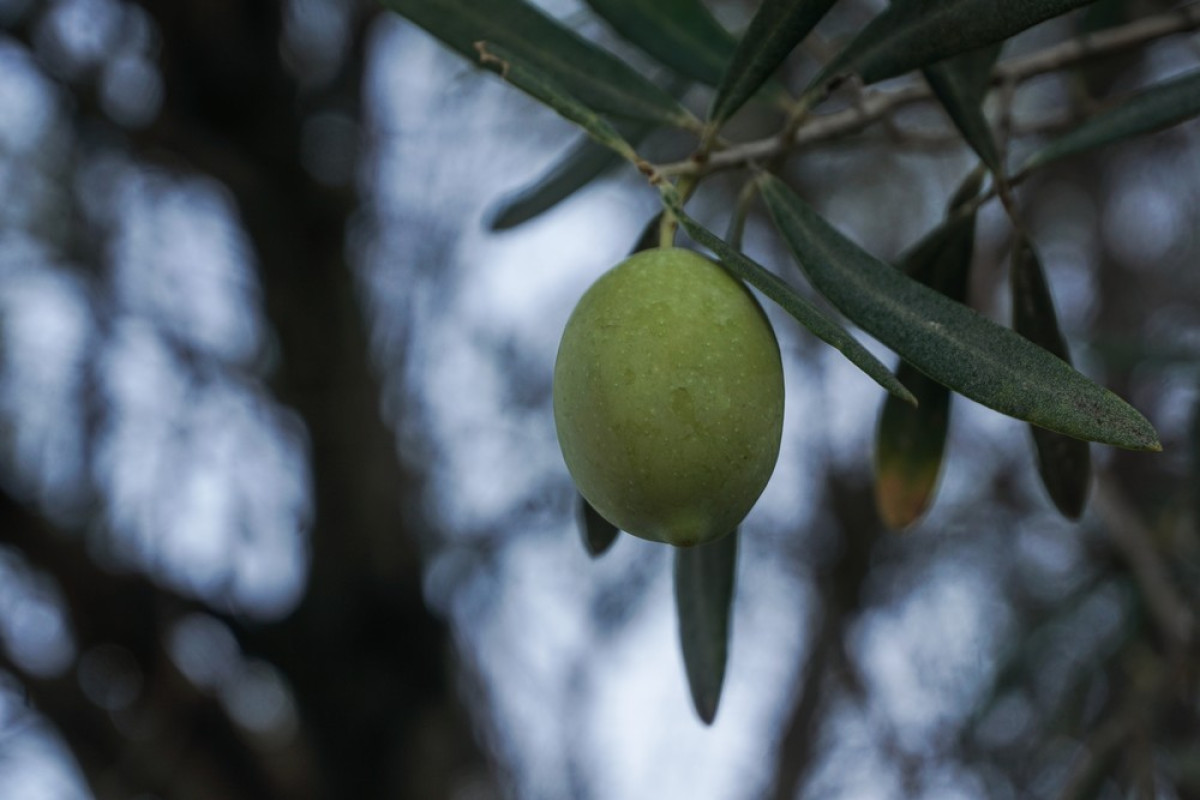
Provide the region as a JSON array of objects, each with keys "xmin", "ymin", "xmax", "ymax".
[
  {"xmin": 709, "ymin": 0, "xmax": 838, "ymax": 124},
  {"xmin": 1024, "ymin": 68, "xmax": 1200, "ymax": 172},
  {"xmin": 382, "ymin": 0, "xmax": 695, "ymax": 127},
  {"xmin": 674, "ymin": 530, "xmax": 737, "ymax": 724},
  {"xmin": 759, "ymin": 174, "xmax": 1160, "ymax": 451},
  {"xmin": 658, "ymin": 185, "xmax": 915, "ymax": 405}
]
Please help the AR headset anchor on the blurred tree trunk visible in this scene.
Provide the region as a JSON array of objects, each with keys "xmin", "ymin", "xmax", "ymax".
[{"xmin": 0, "ymin": 0, "xmax": 497, "ymax": 797}]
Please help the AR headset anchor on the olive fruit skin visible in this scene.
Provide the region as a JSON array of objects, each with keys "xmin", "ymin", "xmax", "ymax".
[{"xmin": 553, "ymin": 247, "xmax": 785, "ymax": 547}]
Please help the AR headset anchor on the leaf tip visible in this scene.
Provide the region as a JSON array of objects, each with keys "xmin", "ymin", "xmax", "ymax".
[
  {"xmin": 874, "ymin": 468, "xmax": 937, "ymax": 530},
  {"xmin": 692, "ymin": 691, "xmax": 720, "ymax": 725},
  {"xmin": 1123, "ymin": 416, "xmax": 1163, "ymax": 453},
  {"xmin": 486, "ymin": 208, "xmax": 518, "ymax": 232},
  {"xmin": 579, "ymin": 496, "xmax": 619, "ymax": 557}
]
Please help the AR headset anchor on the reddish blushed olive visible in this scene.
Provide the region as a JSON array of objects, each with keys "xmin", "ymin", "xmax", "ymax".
[{"xmin": 553, "ymin": 247, "xmax": 785, "ymax": 547}]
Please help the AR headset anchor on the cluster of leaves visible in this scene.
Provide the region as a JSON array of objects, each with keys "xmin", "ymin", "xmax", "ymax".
[{"xmin": 382, "ymin": 0, "xmax": 1200, "ymax": 723}]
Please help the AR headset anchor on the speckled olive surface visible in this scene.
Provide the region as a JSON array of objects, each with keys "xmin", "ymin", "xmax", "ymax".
[{"xmin": 553, "ymin": 247, "xmax": 785, "ymax": 547}]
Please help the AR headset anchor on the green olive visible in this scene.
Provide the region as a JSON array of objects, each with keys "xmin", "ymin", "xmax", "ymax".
[{"xmin": 553, "ymin": 247, "xmax": 785, "ymax": 547}]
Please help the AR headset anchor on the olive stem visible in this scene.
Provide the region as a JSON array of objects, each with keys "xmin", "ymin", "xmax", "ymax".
[{"xmin": 659, "ymin": 175, "xmax": 700, "ymax": 249}]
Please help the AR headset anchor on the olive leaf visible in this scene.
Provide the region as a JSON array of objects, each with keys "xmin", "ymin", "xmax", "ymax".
[
  {"xmin": 924, "ymin": 44, "xmax": 1003, "ymax": 174},
  {"xmin": 876, "ymin": 364, "xmax": 953, "ymax": 529},
  {"xmin": 1011, "ymin": 237, "xmax": 1092, "ymax": 518},
  {"xmin": 579, "ymin": 495, "xmax": 620, "ymax": 557},
  {"xmin": 658, "ymin": 184, "xmax": 916, "ymax": 405},
  {"xmin": 875, "ymin": 210, "xmax": 977, "ymax": 529},
  {"xmin": 583, "ymin": 0, "xmax": 738, "ymax": 88},
  {"xmin": 1022, "ymin": 68, "xmax": 1200, "ymax": 172},
  {"xmin": 708, "ymin": 0, "xmax": 838, "ymax": 125},
  {"xmin": 382, "ymin": 0, "xmax": 697, "ymax": 128},
  {"xmin": 758, "ymin": 173, "xmax": 1161, "ymax": 451},
  {"xmin": 809, "ymin": 0, "xmax": 1094, "ymax": 92},
  {"xmin": 674, "ymin": 530, "xmax": 737, "ymax": 724},
  {"xmin": 489, "ymin": 121, "xmax": 656, "ymax": 230}
]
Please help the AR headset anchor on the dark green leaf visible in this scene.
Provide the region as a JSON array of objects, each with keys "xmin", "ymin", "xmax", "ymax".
[
  {"xmin": 474, "ymin": 43, "xmax": 642, "ymax": 163},
  {"xmin": 1023, "ymin": 69, "xmax": 1200, "ymax": 172},
  {"xmin": 489, "ymin": 121, "xmax": 655, "ymax": 230},
  {"xmin": 382, "ymin": 0, "xmax": 697, "ymax": 127},
  {"xmin": 810, "ymin": 0, "xmax": 1094, "ymax": 91},
  {"xmin": 758, "ymin": 174, "xmax": 1161, "ymax": 451},
  {"xmin": 709, "ymin": 0, "xmax": 838, "ymax": 124},
  {"xmin": 875, "ymin": 212, "xmax": 977, "ymax": 528},
  {"xmin": 674, "ymin": 530, "xmax": 737, "ymax": 724},
  {"xmin": 658, "ymin": 184, "xmax": 915, "ymax": 405},
  {"xmin": 924, "ymin": 44, "xmax": 1003, "ymax": 173},
  {"xmin": 583, "ymin": 0, "xmax": 737, "ymax": 87},
  {"xmin": 1011, "ymin": 238, "xmax": 1092, "ymax": 518},
  {"xmin": 579, "ymin": 494, "xmax": 620, "ymax": 556}
]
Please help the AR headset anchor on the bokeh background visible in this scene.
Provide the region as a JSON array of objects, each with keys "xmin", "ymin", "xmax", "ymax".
[{"xmin": 0, "ymin": 0, "xmax": 1198, "ymax": 798}]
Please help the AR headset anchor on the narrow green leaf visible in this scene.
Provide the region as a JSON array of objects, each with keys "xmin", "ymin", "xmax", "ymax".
[
  {"xmin": 583, "ymin": 0, "xmax": 737, "ymax": 87},
  {"xmin": 489, "ymin": 121, "xmax": 655, "ymax": 230},
  {"xmin": 382, "ymin": 0, "xmax": 697, "ymax": 128},
  {"xmin": 875, "ymin": 212, "xmax": 977, "ymax": 528},
  {"xmin": 1011, "ymin": 238, "xmax": 1092, "ymax": 518},
  {"xmin": 674, "ymin": 530, "xmax": 737, "ymax": 724},
  {"xmin": 1023, "ymin": 69, "xmax": 1200, "ymax": 172},
  {"xmin": 579, "ymin": 494, "xmax": 620, "ymax": 556},
  {"xmin": 474, "ymin": 43, "xmax": 642, "ymax": 163},
  {"xmin": 810, "ymin": 0, "xmax": 1093, "ymax": 91},
  {"xmin": 758, "ymin": 174, "xmax": 1161, "ymax": 451},
  {"xmin": 709, "ymin": 0, "xmax": 838, "ymax": 124},
  {"xmin": 658, "ymin": 184, "xmax": 915, "ymax": 405},
  {"xmin": 924, "ymin": 44, "xmax": 1003, "ymax": 173}
]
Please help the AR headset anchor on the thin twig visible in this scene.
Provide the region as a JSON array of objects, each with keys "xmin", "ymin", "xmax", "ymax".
[{"xmin": 657, "ymin": 4, "xmax": 1200, "ymax": 179}]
